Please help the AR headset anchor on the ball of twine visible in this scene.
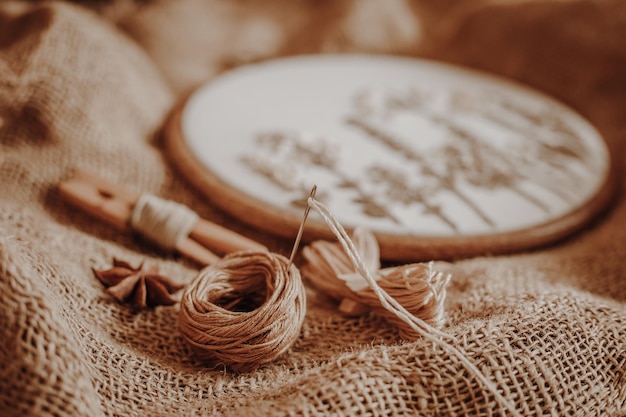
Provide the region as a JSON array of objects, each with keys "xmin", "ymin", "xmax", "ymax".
[{"xmin": 178, "ymin": 250, "xmax": 306, "ymax": 371}]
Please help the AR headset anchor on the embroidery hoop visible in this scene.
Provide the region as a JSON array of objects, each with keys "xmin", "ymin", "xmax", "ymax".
[{"xmin": 163, "ymin": 55, "xmax": 616, "ymax": 262}]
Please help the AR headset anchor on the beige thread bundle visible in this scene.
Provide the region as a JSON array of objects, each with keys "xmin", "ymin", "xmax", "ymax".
[
  {"xmin": 178, "ymin": 250, "xmax": 306, "ymax": 371},
  {"xmin": 302, "ymin": 227, "xmax": 450, "ymax": 340}
]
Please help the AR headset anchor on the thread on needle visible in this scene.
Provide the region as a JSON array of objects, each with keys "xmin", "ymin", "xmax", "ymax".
[{"xmin": 304, "ymin": 196, "xmax": 522, "ymax": 417}]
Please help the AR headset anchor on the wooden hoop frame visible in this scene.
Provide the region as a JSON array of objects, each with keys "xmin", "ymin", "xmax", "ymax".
[{"xmin": 163, "ymin": 92, "xmax": 617, "ymax": 262}]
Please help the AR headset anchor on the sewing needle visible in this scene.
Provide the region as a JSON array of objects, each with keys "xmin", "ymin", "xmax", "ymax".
[{"xmin": 287, "ymin": 185, "xmax": 317, "ymax": 270}]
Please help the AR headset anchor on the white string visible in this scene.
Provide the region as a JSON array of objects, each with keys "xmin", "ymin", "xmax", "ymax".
[
  {"xmin": 130, "ymin": 194, "xmax": 199, "ymax": 250},
  {"xmin": 308, "ymin": 197, "xmax": 522, "ymax": 417}
]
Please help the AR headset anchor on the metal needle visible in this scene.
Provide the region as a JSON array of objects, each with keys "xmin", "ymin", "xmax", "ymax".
[{"xmin": 287, "ymin": 185, "xmax": 317, "ymax": 270}]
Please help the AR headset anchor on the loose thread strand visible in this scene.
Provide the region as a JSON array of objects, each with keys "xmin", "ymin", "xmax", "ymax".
[{"xmin": 307, "ymin": 197, "xmax": 522, "ymax": 417}]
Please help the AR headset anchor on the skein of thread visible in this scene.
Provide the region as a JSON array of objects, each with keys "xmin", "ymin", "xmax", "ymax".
[
  {"xmin": 302, "ymin": 236, "xmax": 450, "ymax": 340},
  {"xmin": 178, "ymin": 250, "xmax": 306, "ymax": 371}
]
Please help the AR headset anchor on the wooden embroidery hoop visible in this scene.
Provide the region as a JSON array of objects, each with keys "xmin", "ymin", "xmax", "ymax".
[{"xmin": 163, "ymin": 55, "xmax": 617, "ymax": 262}]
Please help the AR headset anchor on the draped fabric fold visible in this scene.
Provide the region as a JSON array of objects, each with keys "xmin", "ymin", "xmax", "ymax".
[{"xmin": 0, "ymin": 1, "xmax": 624, "ymax": 415}]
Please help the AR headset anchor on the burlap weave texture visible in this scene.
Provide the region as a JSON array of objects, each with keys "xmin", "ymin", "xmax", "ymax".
[{"xmin": 0, "ymin": 1, "xmax": 625, "ymax": 416}]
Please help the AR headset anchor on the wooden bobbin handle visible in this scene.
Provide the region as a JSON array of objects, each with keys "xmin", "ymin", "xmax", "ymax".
[
  {"xmin": 190, "ymin": 220, "xmax": 267, "ymax": 255},
  {"xmin": 58, "ymin": 168, "xmax": 268, "ymax": 266}
]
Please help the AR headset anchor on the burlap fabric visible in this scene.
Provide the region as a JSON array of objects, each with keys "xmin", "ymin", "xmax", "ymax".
[{"xmin": 1, "ymin": 0, "xmax": 625, "ymax": 415}]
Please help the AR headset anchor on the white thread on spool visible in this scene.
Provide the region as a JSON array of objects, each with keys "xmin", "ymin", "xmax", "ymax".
[{"xmin": 130, "ymin": 194, "xmax": 199, "ymax": 250}]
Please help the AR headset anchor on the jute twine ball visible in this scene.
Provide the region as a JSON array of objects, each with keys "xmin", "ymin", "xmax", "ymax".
[{"xmin": 178, "ymin": 250, "xmax": 306, "ymax": 371}]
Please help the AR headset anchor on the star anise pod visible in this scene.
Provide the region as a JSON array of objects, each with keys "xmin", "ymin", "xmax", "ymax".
[{"xmin": 93, "ymin": 258, "xmax": 185, "ymax": 308}]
